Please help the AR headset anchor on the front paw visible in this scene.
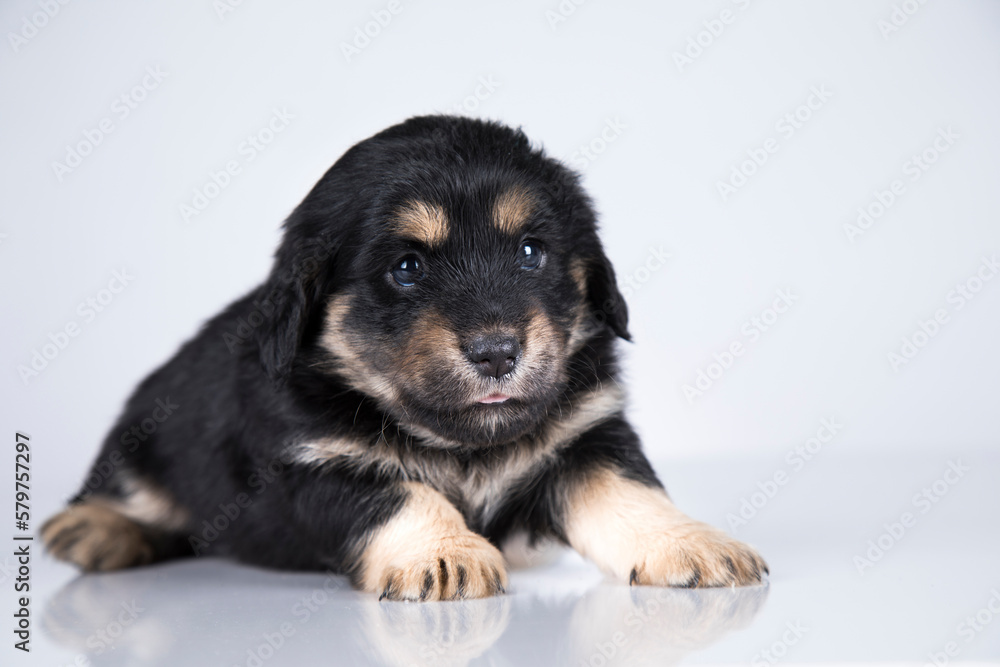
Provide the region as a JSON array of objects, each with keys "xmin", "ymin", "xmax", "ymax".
[
  {"xmin": 631, "ymin": 526, "xmax": 768, "ymax": 588},
  {"xmin": 355, "ymin": 483, "xmax": 508, "ymax": 602},
  {"xmin": 366, "ymin": 533, "xmax": 508, "ymax": 602},
  {"xmin": 565, "ymin": 469, "xmax": 768, "ymax": 589}
]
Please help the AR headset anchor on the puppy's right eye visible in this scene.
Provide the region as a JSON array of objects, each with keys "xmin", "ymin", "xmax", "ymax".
[{"xmin": 392, "ymin": 255, "xmax": 424, "ymax": 286}]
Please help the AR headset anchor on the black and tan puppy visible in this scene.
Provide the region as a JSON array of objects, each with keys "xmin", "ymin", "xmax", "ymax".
[{"xmin": 44, "ymin": 116, "xmax": 767, "ymax": 600}]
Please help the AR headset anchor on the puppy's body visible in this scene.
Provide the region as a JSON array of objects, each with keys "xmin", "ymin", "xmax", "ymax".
[{"xmin": 44, "ymin": 116, "xmax": 766, "ymax": 600}]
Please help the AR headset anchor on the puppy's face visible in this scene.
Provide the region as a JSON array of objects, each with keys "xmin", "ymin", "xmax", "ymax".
[
  {"xmin": 323, "ymin": 185, "xmax": 590, "ymax": 446},
  {"xmin": 259, "ymin": 117, "xmax": 628, "ymax": 447}
]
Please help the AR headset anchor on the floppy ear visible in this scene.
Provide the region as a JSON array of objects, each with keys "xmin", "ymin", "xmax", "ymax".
[
  {"xmin": 587, "ymin": 250, "xmax": 631, "ymax": 341},
  {"xmin": 255, "ymin": 230, "xmax": 338, "ymax": 382},
  {"xmin": 253, "ymin": 133, "xmax": 375, "ymax": 382},
  {"xmin": 543, "ymin": 168, "xmax": 631, "ymax": 341}
]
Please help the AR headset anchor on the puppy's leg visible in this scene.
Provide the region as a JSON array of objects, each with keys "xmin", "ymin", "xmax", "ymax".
[
  {"xmin": 43, "ymin": 476, "xmax": 190, "ymax": 572},
  {"xmin": 355, "ymin": 482, "xmax": 507, "ymax": 601},
  {"xmin": 44, "ymin": 502, "xmax": 151, "ymax": 571},
  {"xmin": 564, "ymin": 466, "xmax": 767, "ymax": 588}
]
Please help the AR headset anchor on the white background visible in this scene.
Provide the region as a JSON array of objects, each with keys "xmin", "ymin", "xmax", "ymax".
[{"xmin": 2, "ymin": 0, "xmax": 999, "ymax": 518}]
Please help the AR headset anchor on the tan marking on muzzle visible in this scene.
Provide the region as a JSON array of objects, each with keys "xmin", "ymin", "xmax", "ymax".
[
  {"xmin": 515, "ymin": 308, "xmax": 566, "ymax": 384},
  {"xmin": 321, "ymin": 294, "xmax": 400, "ymax": 406},
  {"xmin": 399, "ymin": 310, "xmax": 469, "ymax": 384}
]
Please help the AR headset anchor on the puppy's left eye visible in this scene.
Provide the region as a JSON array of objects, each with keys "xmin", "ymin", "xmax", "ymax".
[
  {"xmin": 392, "ymin": 255, "xmax": 424, "ymax": 286},
  {"xmin": 518, "ymin": 241, "xmax": 544, "ymax": 270}
]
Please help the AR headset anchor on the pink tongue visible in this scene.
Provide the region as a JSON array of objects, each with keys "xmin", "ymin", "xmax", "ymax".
[{"xmin": 479, "ymin": 394, "xmax": 510, "ymax": 404}]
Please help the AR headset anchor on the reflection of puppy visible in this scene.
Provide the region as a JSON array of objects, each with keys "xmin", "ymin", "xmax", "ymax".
[
  {"xmin": 43, "ymin": 115, "xmax": 767, "ymax": 600},
  {"xmin": 566, "ymin": 584, "xmax": 769, "ymax": 665},
  {"xmin": 356, "ymin": 595, "xmax": 511, "ymax": 667}
]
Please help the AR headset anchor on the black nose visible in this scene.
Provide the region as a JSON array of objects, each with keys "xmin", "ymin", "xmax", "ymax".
[{"xmin": 467, "ymin": 334, "xmax": 520, "ymax": 379}]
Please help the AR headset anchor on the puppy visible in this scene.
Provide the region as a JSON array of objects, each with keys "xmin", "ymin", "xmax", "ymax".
[{"xmin": 44, "ymin": 115, "xmax": 767, "ymax": 600}]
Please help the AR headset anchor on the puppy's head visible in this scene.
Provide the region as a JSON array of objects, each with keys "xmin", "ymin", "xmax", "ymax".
[{"xmin": 257, "ymin": 116, "xmax": 628, "ymax": 447}]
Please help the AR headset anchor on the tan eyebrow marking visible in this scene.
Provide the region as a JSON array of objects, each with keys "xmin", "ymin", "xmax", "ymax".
[
  {"xmin": 393, "ymin": 200, "xmax": 449, "ymax": 247},
  {"xmin": 491, "ymin": 186, "xmax": 536, "ymax": 234}
]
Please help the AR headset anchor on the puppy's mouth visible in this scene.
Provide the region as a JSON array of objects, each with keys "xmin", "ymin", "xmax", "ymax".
[
  {"xmin": 404, "ymin": 392, "xmax": 544, "ymax": 447},
  {"xmin": 476, "ymin": 393, "xmax": 511, "ymax": 405}
]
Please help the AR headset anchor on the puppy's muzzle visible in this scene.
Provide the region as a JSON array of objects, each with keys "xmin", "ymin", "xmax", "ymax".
[{"xmin": 466, "ymin": 334, "xmax": 520, "ymax": 379}]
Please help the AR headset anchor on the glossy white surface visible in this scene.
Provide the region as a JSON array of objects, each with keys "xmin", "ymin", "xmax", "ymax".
[{"xmin": 20, "ymin": 451, "xmax": 999, "ymax": 666}]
